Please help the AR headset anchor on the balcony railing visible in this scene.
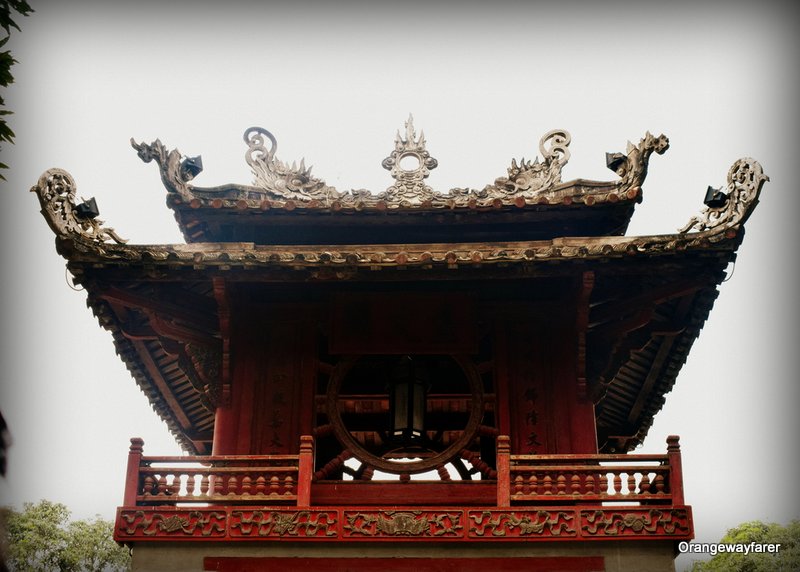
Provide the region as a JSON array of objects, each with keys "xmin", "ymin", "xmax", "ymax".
[
  {"xmin": 122, "ymin": 434, "xmax": 684, "ymax": 509},
  {"xmin": 116, "ymin": 435, "xmax": 690, "ymax": 543}
]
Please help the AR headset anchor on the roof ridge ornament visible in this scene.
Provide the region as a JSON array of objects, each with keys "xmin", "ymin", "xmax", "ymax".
[
  {"xmin": 381, "ymin": 114, "xmax": 439, "ymax": 205},
  {"xmin": 243, "ymin": 127, "xmax": 340, "ymax": 202},
  {"xmin": 130, "ymin": 125, "xmax": 672, "ymax": 210},
  {"xmin": 490, "ymin": 129, "xmax": 571, "ymax": 196},
  {"xmin": 31, "ymin": 168, "xmax": 127, "ymax": 245},
  {"xmin": 679, "ymin": 158, "xmax": 768, "ymax": 233}
]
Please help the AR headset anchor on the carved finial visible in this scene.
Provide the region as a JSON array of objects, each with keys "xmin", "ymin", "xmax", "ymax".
[
  {"xmin": 381, "ymin": 115, "xmax": 439, "ymax": 204},
  {"xmin": 679, "ymin": 158, "xmax": 768, "ymax": 233},
  {"xmin": 31, "ymin": 168, "xmax": 127, "ymax": 244}
]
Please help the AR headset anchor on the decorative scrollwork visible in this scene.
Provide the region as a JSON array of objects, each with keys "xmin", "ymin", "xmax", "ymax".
[
  {"xmin": 581, "ymin": 508, "xmax": 690, "ymax": 536},
  {"xmin": 679, "ymin": 158, "xmax": 768, "ymax": 233},
  {"xmin": 343, "ymin": 510, "xmax": 462, "ymax": 537},
  {"xmin": 31, "ymin": 168, "xmax": 127, "ymax": 244},
  {"xmin": 469, "ymin": 510, "xmax": 575, "ymax": 538},
  {"xmin": 230, "ymin": 510, "xmax": 337, "ymax": 538},
  {"xmin": 118, "ymin": 510, "xmax": 226, "ymax": 538},
  {"xmin": 381, "ymin": 115, "xmax": 438, "ymax": 204}
]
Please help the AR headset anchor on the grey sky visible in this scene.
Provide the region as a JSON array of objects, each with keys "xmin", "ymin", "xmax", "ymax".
[{"xmin": 1, "ymin": 3, "xmax": 797, "ymax": 569}]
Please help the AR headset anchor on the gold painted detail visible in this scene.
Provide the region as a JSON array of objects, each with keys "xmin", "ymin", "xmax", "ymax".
[{"xmin": 469, "ymin": 510, "xmax": 576, "ymax": 537}]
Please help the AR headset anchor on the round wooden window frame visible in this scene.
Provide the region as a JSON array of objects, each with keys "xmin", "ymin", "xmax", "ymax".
[{"xmin": 325, "ymin": 354, "xmax": 484, "ymax": 475}]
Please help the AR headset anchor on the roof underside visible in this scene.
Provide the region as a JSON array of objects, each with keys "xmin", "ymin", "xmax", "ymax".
[
  {"xmin": 32, "ymin": 129, "xmax": 767, "ymax": 455},
  {"xmin": 68, "ymin": 233, "xmax": 736, "ymax": 454}
]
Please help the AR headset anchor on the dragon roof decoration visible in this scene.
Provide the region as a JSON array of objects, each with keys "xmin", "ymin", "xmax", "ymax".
[{"xmin": 129, "ymin": 118, "xmax": 671, "ymax": 211}]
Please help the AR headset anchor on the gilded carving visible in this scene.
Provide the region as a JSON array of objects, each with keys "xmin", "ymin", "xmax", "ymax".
[
  {"xmin": 344, "ymin": 510, "xmax": 462, "ymax": 538},
  {"xmin": 581, "ymin": 508, "xmax": 690, "ymax": 536},
  {"xmin": 469, "ymin": 510, "xmax": 576, "ymax": 538},
  {"xmin": 679, "ymin": 158, "xmax": 768, "ymax": 233},
  {"xmin": 230, "ymin": 510, "xmax": 337, "ymax": 538},
  {"xmin": 118, "ymin": 510, "xmax": 226, "ymax": 537},
  {"xmin": 31, "ymin": 169, "xmax": 127, "ymax": 244}
]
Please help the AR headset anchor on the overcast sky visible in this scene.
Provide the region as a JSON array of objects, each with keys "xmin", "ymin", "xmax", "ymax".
[{"xmin": 0, "ymin": 2, "xmax": 798, "ymax": 569}]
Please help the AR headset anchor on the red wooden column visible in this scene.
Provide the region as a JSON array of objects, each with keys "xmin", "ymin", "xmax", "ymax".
[
  {"xmin": 667, "ymin": 435, "xmax": 684, "ymax": 505},
  {"xmin": 496, "ymin": 435, "xmax": 511, "ymax": 507},
  {"xmin": 123, "ymin": 437, "xmax": 144, "ymax": 506},
  {"xmin": 297, "ymin": 435, "xmax": 314, "ymax": 507}
]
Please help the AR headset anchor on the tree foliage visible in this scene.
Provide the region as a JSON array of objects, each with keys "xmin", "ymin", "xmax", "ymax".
[
  {"xmin": 690, "ymin": 520, "xmax": 800, "ymax": 572},
  {"xmin": 0, "ymin": 0, "xmax": 34, "ymax": 181},
  {"xmin": 2, "ymin": 500, "xmax": 130, "ymax": 572}
]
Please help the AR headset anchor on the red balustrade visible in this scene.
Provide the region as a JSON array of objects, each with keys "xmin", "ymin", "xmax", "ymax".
[
  {"xmin": 496, "ymin": 435, "xmax": 683, "ymax": 506},
  {"xmin": 122, "ymin": 435, "xmax": 684, "ymax": 509}
]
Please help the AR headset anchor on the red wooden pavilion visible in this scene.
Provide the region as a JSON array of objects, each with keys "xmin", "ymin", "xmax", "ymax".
[{"xmin": 32, "ymin": 118, "xmax": 767, "ymax": 571}]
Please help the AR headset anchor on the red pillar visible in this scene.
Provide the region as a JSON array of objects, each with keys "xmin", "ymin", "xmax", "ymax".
[
  {"xmin": 297, "ymin": 435, "xmax": 314, "ymax": 507},
  {"xmin": 496, "ymin": 435, "xmax": 511, "ymax": 507},
  {"xmin": 123, "ymin": 437, "xmax": 144, "ymax": 507},
  {"xmin": 667, "ymin": 435, "xmax": 685, "ymax": 505}
]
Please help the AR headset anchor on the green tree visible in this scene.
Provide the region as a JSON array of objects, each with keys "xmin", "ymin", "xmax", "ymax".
[
  {"xmin": 0, "ymin": 0, "xmax": 34, "ymax": 181},
  {"xmin": 690, "ymin": 520, "xmax": 800, "ymax": 572},
  {"xmin": 2, "ymin": 500, "xmax": 129, "ymax": 571}
]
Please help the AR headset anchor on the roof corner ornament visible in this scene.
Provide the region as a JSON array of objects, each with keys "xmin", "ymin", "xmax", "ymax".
[
  {"xmin": 31, "ymin": 168, "xmax": 127, "ymax": 244},
  {"xmin": 607, "ymin": 131, "xmax": 670, "ymax": 189},
  {"xmin": 244, "ymin": 127, "xmax": 337, "ymax": 201},
  {"xmin": 679, "ymin": 158, "xmax": 768, "ymax": 233},
  {"xmin": 492, "ymin": 129, "xmax": 571, "ymax": 196},
  {"xmin": 382, "ymin": 115, "xmax": 438, "ymax": 204},
  {"xmin": 130, "ymin": 138, "xmax": 198, "ymax": 198}
]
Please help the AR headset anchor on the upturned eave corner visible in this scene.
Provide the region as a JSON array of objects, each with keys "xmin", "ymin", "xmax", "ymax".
[
  {"xmin": 31, "ymin": 168, "xmax": 127, "ymax": 247},
  {"xmin": 679, "ymin": 157, "xmax": 768, "ymax": 236},
  {"xmin": 130, "ymin": 122, "xmax": 672, "ymax": 213}
]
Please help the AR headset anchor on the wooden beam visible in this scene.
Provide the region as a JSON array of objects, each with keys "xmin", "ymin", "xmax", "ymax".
[
  {"xmin": 589, "ymin": 277, "xmax": 707, "ymax": 327},
  {"xmin": 132, "ymin": 339, "xmax": 193, "ymax": 431},
  {"xmin": 97, "ymin": 285, "xmax": 218, "ymax": 332}
]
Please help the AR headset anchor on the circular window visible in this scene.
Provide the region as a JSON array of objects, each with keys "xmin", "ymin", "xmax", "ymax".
[{"xmin": 326, "ymin": 354, "xmax": 484, "ymax": 474}]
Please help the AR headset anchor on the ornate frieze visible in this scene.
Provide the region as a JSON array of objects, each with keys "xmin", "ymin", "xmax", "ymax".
[
  {"xmin": 580, "ymin": 508, "xmax": 691, "ymax": 537},
  {"xmin": 469, "ymin": 510, "xmax": 576, "ymax": 538},
  {"xmin": 115, "ymin": 506, "xmax": 692, "ymax": 542},
  {"xmin": 343, "ymin": 510, "xmax": 462, "ymax": 538},
  {"xmin": 117, "ymin": 509, "xmax": 226, "ymax": 538},
  {"xmin": 31, "ymin": 169, "xmax": 127, "ymax": 244},
  {"xmin": 679, "ymin": 157, "xmax": 768, "ymax": 233},
  {"xmin": 230, "ymin": 510, "xmax": 337, "ymax": 538}
]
